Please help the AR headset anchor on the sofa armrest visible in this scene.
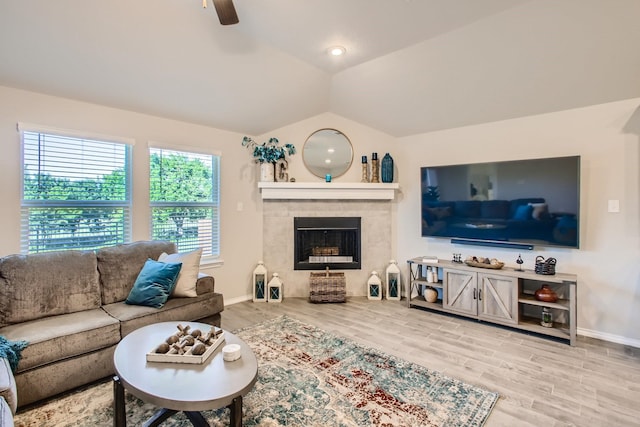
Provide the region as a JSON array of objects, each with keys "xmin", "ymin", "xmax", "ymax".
[
  {"xmin": 195, "ymin": 273, "xmax": 215, "ymax": 295},
  {"xmin": 0, "ymin": 359, "xmax": 16, "ymax": 416}
]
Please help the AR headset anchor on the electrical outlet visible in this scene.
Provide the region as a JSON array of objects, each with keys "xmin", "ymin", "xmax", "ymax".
[{"xmin": 607, "ymin": 200, "xmax": 620, "ymax": 213}]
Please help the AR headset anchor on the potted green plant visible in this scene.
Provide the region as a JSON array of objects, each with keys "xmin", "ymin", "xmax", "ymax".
[{"xmin": 242, "ymin": 136, "xmax": 296, "ymax": 181}]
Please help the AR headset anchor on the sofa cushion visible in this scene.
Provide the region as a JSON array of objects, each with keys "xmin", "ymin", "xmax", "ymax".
[
  {"xmin": 0, "ymin": 309, "xmax": 120, "ymax": 373},
  {"xmin": 427, "ymin": 206, "xmax": 452, "ymax": 220},
  {"xmin": 529, "ymin": 202, "xmax": 550, "ymax": 220},
  {"xmin": 0, "ymin": 358, "xmax": 16, "ymax": 415},
  {"xmin": 513, "ymin": 204, "xmax": 533, "ymax": 220},
  {"xmin": 0, "ymin": 250, "xmax": 100, "ymax": 327},
  {"xmin": 480, "ymin": 200, "xmax": 510, "ymax": 219},
  {"xmin": 454, "ymin": 200, "xmax": 481, "ymax": 218},
  {"xmin": 14, "ymin": 345, "xmax": 116, "ymax": 408},
  {"xmin": 125, "ymin": 259, "xmax": 182, "ymax": 308},
  {"xmin": 158, "ymin": 248, "xmax": 203, "ymax": 298},
  {"xmin": 509, "ymin": 198, "xmax": 545, "ymax": 218},
  {"xmin": 96, "ymin": 241, "xmax": 177, "ymax": 305},
  {"xmin": 103, "ymin": 292, "xmax": 224, "ymax": 337}
]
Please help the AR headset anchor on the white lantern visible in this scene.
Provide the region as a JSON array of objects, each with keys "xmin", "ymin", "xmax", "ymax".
[
  {"xmin": 267, "ymin": 273, "xmax": 283, "ymax": 303},
  {"xmin": 385, "ymin": 260, "xmax": 401, "ymax": 300},
  {"xmin": 367, "ymin": 271, "xmax": 382, "ymax": 300},
  {"xmin": 252, "ymin": 261, "xmax": 268, "ymax": 302}
]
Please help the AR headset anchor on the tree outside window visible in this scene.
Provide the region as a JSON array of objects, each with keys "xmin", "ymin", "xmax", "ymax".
[
  {"xmin": 21, "ymin": 129, "xmax": 131, "ymax": 253},
  {"xmin": 149, "ymin": 147, "xmax": 220, "ymax": 257}
]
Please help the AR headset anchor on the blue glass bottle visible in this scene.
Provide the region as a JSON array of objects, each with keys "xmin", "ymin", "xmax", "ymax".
[{"xmin": 381, "ymin": 153, "xmax": 394, "ymax": 183}]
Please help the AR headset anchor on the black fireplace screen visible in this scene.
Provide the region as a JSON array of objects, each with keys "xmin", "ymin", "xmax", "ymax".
[{"xmin": 294, "ymin": 217, "xmax": 361, "ymax": 270}]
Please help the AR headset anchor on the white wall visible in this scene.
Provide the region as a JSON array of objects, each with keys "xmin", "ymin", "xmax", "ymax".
[
  {"xmin": 2, "ymin": 85, "xmax": 639, "ymax": 346},
  {"xmin": 0, "ymin": 86, "xmax": 263, "ymax": 304},
  {"xmin": 396, "ymin": 98, "xmax": 640, "ymax": 346}
]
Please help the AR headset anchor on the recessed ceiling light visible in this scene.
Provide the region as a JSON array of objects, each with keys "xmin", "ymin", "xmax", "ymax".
[{"xmin": 328, "ymin": 46, "xmax": 346, "ymax": 56}]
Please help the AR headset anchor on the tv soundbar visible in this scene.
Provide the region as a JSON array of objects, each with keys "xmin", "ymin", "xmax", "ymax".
[{"xmin": 451, "ymin": 238, "xmax": 534, "ymax": 251}]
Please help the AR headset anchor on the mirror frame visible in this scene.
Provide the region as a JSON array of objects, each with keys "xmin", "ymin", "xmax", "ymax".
[{"xmin": 302, "ymin": 128, "xmax": 354, "ymax": 179}]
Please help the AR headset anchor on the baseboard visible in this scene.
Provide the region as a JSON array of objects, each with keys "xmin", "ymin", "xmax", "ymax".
[
  {"xmin": 577, "ymin": 327, "xmax": 640, "ymax": 348},
  {"xmin": 224, "ymin": 294, "xmax": 252, "ymax": 306}
]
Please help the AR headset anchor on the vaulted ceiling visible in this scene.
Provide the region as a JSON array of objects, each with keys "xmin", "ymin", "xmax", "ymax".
[{"xmin": 1, "ymin": 0, "xmax": 639, "ymax": 137}]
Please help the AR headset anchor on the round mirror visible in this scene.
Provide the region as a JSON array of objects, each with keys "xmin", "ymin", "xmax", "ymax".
[{"xmin": 302, "ymin": 129, "xmax": 353, "ymax": 179}]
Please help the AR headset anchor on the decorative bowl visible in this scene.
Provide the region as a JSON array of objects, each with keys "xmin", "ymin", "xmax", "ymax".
[
  {"xmin": 464, "ymin": 260, "xmax": 504, "ymax": 270},
  {"xmin": 534, "ymin": 284, "xmax": 558, "ymax": 303}
]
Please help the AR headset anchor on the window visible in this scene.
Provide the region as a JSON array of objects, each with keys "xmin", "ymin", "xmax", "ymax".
[
  {"xmin": 149, "ymin": 146, "xmax": 220, "ymax": 257},
  {"xmin": 20, "ymin": 126, "xmax": 132, "ymax": 253}
]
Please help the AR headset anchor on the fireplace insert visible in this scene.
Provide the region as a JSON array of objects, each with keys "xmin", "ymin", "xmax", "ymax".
[{"xmin": 294, "ymin": 217, "xmax": 361, "ymax": 270}]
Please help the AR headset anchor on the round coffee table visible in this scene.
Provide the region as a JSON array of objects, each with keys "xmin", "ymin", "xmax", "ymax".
[{"xmin": 113, "ymin": 321, "xmax": 258, "ymax": 427}]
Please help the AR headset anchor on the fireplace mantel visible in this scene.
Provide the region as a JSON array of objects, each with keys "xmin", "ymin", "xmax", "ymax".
[{"xmin": 258, "ymin": 182, "xmax": 399, "ymax": 200}]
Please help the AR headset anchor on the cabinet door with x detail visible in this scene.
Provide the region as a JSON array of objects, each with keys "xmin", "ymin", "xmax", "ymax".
[
  {"xmin": 478, "ymin": 273, "xmax": 518, "ymax": 325},
  {"xmin": 443, "ymin": 269, "xmax": 477, "ymax": 317}
]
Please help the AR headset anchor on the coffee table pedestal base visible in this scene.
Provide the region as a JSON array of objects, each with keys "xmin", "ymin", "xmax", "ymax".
[{"xmin": 113, "ymin": 376, "xmax": 243, "ymax": 427}]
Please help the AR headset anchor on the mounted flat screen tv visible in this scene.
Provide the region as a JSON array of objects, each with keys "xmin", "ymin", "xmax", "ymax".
[{"xmin": 421, "ymin": 156, "xmax": 580, "ymax": 249}]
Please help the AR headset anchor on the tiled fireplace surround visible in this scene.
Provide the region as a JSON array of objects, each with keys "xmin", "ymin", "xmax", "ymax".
[{"xmin": 263, "ymin": 199, "xmax": 393, "ymax": 298}]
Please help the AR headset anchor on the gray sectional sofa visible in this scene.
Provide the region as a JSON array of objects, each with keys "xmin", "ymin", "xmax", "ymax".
[{"xmin": 0, "ymin": 240, "xmax": 224, "ymax": 408}]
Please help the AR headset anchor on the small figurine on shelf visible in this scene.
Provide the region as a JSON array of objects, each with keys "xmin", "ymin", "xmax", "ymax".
[
  {"xmin": 361, "ymin": 155, "xmax": 369, "ymax": 183},
  {"xmin": 541, "ymin": 307, "xmax": 553, "ymax": 328},
  {"xmin": 516, "ymin": 254, "xmax": 524, "ymax": 271},
  {"xmin": 371, "ymin": 152, "xmax": 380, "ymax": 183}
]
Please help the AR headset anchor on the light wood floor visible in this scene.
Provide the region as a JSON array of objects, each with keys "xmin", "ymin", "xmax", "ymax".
[{"xmin": 222, "ymin": 297, "xmax": 640, "ymax": 427}]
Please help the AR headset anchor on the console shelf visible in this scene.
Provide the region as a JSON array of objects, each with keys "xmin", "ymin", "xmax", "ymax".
[
  {"xmin": 518, "ymin": 294, "xmax": 570, "ymax": 311},
  {"xmin": 407, "ymin": 258, "xmax": 577, "ymax": 345}
]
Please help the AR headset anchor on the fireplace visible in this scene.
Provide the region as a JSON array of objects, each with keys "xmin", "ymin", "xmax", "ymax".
[{"xmin": 294, "ymin": 217, "xmax": 361, "ymax": 270}]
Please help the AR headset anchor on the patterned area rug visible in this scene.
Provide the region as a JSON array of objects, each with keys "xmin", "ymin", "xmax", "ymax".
[{"xmin": 14, "ymin": 316, "xmax": 498, "ymax": 426}]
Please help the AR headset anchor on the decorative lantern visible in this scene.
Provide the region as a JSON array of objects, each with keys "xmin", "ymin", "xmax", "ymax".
[
  {"xmin": 367, "ymin": 271, "xmax": 382, "ymax": 300},
  {"xmin": 267, "ymin": 273, "xmax": 283, "ymax": 303},
  {"xmin": 252, "ymin": 261, "xmax": 268, "ymax": 302},
  {"xmin": 385, "ymin": 260, "xmax": 401, "ymax": 300}
]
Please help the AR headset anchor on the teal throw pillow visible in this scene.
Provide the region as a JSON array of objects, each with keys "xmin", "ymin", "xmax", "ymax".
[
  {"xmin": 513, "ymin": 204, "xmax": 533, "ymax": 220},
  {"xmin": 125, "ymin": 259, "xmax": 183, "ymax": 308}
]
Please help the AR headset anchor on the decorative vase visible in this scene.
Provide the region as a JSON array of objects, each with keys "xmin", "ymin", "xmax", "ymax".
[
  {"xmin": 534, "ymin": 284, "xmax": 558, "ymax": 303},
  {"xmin": 381, "ymin": 153, "xmax": 394, "ymax": 183},
  {"xmin": 424, "ymin": 287, "xmax": 438, "ymax": 303},
  {"xmin": 260, "ymin": 162, "xmax": 275, "ymax": 182}
]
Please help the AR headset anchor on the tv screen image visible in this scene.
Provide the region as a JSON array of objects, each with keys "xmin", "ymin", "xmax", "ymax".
[{"xmin": 421, "ymin": 156, "xmax": 580, "ymax": 249}]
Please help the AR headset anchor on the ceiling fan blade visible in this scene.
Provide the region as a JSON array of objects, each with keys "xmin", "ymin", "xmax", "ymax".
[{"xmin": 212, "ymin": 0, "xmax": 239, "ymax": 25}]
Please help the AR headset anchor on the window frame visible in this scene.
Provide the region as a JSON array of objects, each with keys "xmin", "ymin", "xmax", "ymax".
[
  {"xmin": 18, "ymin": 122, "xmax": 133, "ymax": 254},
  {"xmin": 148, "ymin": 142, "xmax": 221, "ymax": 260}
]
